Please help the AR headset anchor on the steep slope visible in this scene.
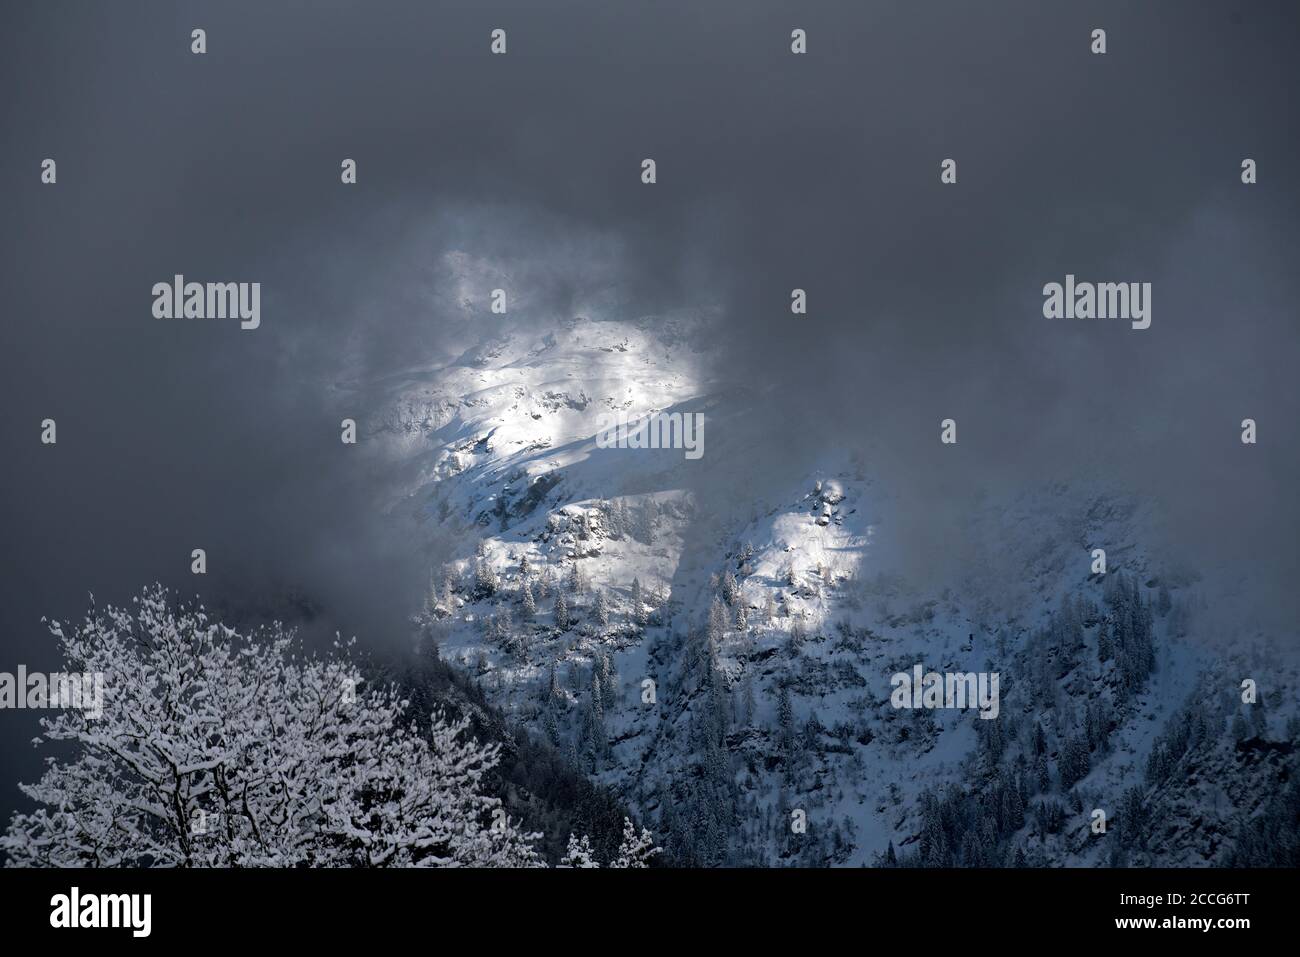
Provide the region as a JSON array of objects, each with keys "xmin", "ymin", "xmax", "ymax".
[{"xmin": 365, "ymin": 310, "xmax": 1299, "ymax": 867}]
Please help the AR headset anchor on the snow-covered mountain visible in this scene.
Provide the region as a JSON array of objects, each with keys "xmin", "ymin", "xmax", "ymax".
[{"xmin": 360, "ymin": 297, "xmax": 1299, "ymax": 867}]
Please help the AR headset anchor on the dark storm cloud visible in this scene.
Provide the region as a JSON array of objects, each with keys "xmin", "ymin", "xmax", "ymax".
[
  {"xmin": 679, "ymin": 0, "xmax": 1300, "ymax": 621},
  {"xmin": 0, "ymin": 0, "xmax": 1296, "ymax": 814}
]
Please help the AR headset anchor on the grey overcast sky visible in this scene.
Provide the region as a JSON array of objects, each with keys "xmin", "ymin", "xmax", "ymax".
[{"xmin": 1, "ymin": 0, "xmax": 1297, "ymax": 817}]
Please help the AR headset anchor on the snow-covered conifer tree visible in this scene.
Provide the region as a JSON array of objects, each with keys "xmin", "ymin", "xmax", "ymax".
[
  {"xmin": 609, "ymin": 818, "xmax": 660, "ymax": 868},
  {"xmin": 521, "ymin": 578, "xmax": 537, "ymax": 618},
  {"xmin": 560, "ymin": 834, "xmax": 599, "ymax": 867}
]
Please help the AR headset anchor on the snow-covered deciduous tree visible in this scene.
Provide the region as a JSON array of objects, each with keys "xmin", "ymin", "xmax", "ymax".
[{"xmin": 1, "ymin": 587, "xmax": 544, "ymax": 868}]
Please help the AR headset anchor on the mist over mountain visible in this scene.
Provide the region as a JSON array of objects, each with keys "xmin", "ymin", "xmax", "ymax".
[{"xmin": 1, "ymin": 0, "xmax": 1296, "ymax": 865}]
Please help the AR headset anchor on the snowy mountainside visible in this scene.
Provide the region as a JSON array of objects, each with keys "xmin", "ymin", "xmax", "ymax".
[{"xmin": 366, "ymin": 310, "xmax": 1298, "ymax": 867}]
